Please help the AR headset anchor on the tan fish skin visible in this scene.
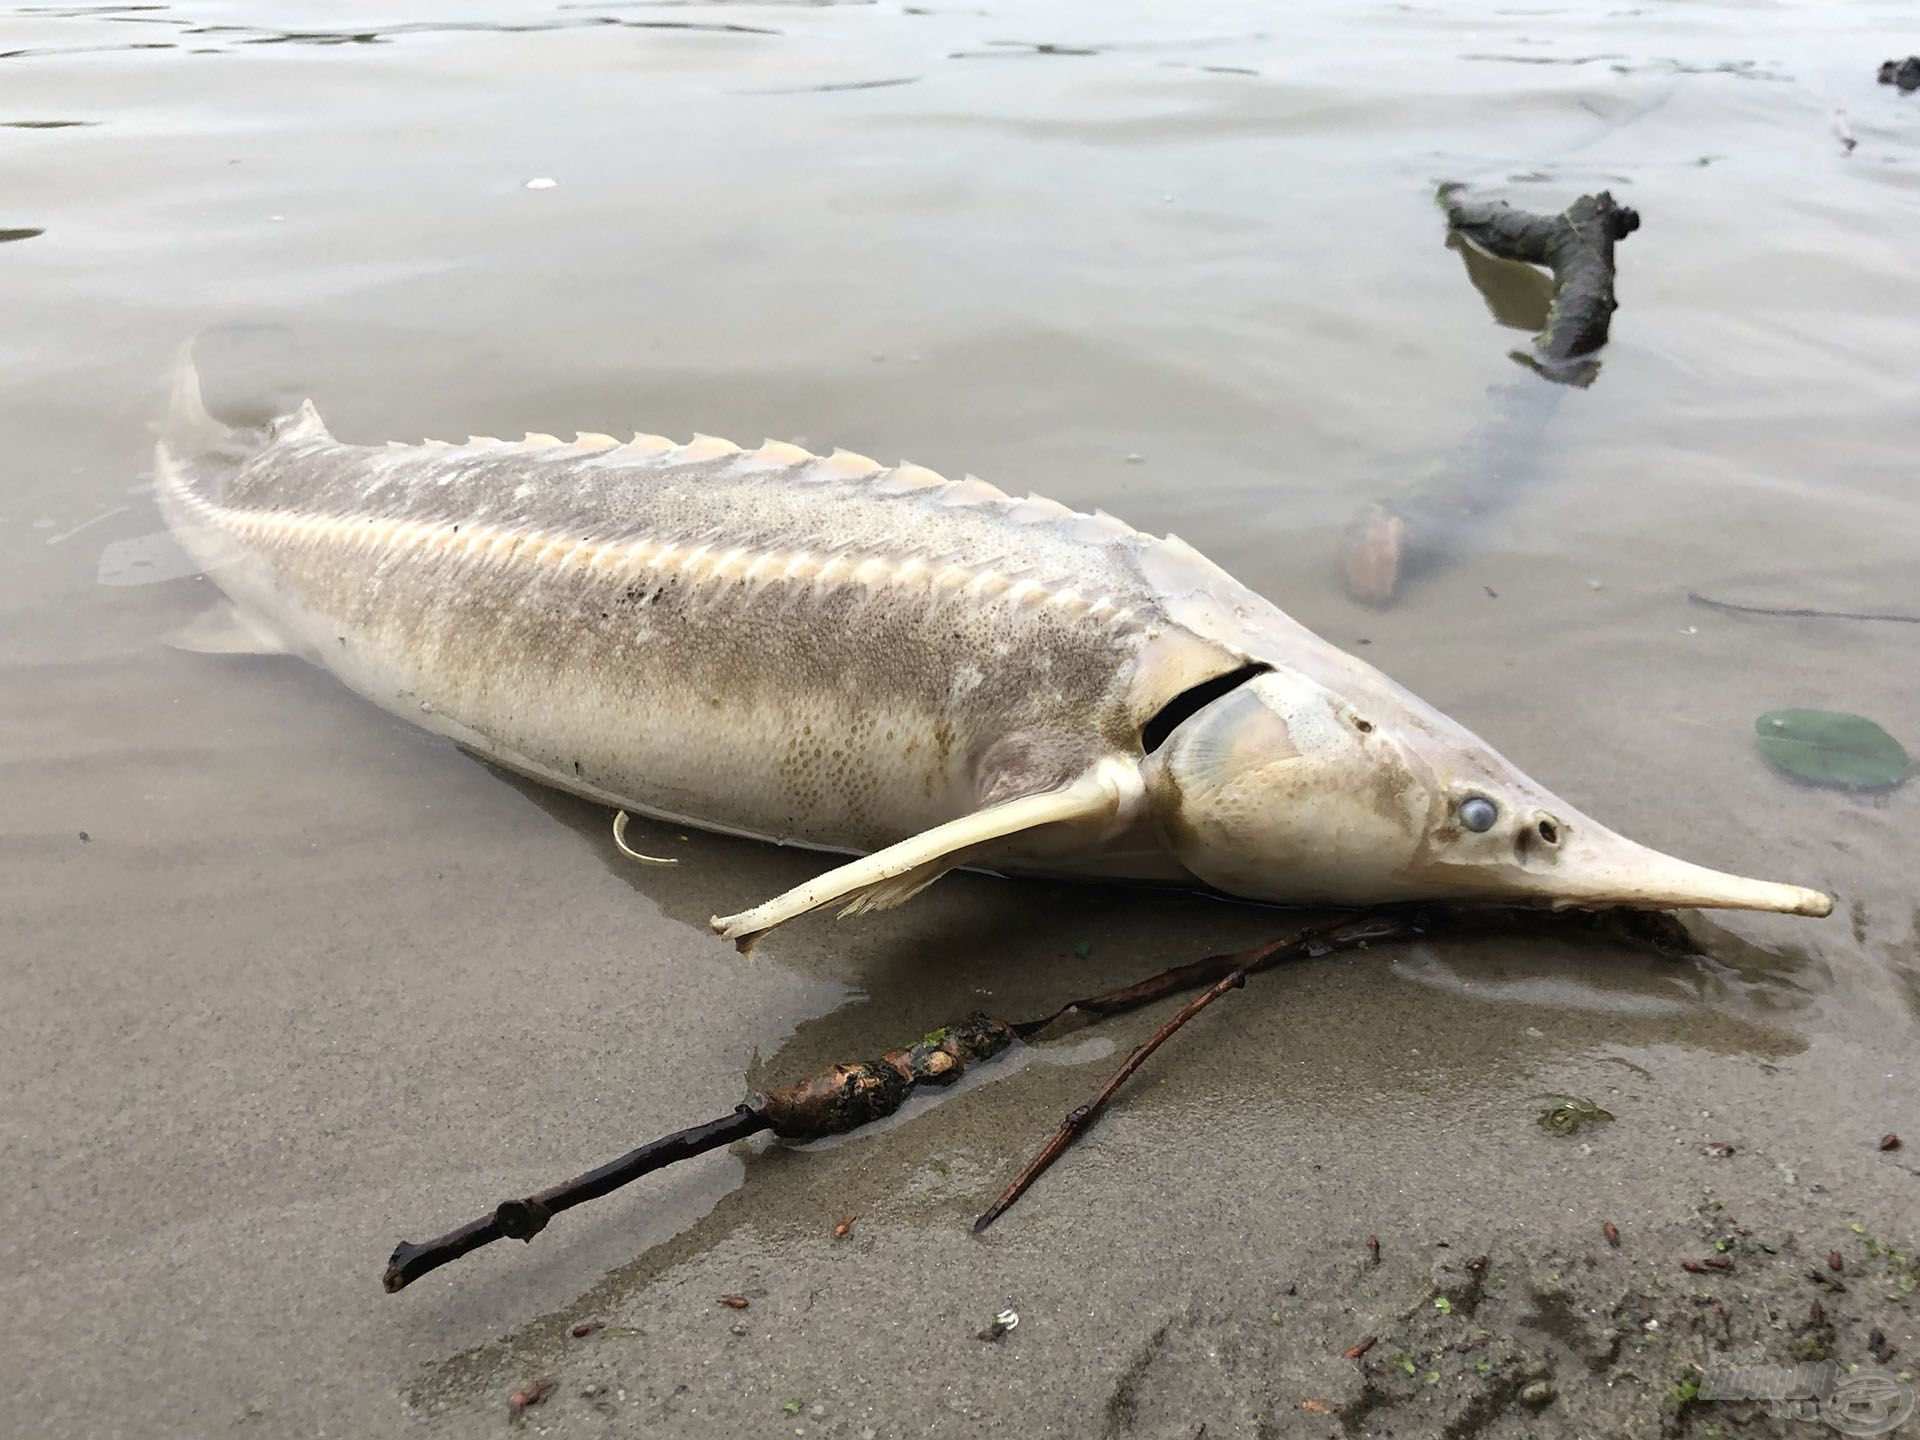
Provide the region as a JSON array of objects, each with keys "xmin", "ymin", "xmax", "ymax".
[{"xmin": 154, "ymin": 358, "xmax": 1832, "ymax": 948}]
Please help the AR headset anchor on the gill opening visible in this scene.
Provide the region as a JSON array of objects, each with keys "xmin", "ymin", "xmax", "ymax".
[{"xmin": 1140, "ymin": 663, "xmax": 1271, "ymax": 754}]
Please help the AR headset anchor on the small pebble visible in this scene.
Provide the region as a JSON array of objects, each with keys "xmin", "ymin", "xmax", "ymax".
[
  {"xmin": 1879, "ymin": 1132, "xmax": 1901, "ymax": 1151},
  {"xmin": 1520, "ymin": 1380, "xmax": 1558, "ymax": 1409},
  {"xmin": 525, "ymin": 176, "xmax": 558, "ymax": 190}
]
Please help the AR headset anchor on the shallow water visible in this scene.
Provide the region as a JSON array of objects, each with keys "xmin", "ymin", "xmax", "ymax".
[{"xmin": 4, "ymin": 2, "xmax": 1917, "ymax": 1434}]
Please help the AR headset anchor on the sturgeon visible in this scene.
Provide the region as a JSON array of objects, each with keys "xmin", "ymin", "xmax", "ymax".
[{"xmin": 154, "ymin": 360, "xmax": 1832, "ymax": 948}]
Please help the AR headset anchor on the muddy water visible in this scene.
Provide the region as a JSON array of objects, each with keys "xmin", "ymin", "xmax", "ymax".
[{"xmin": 3, "ymin": 2, "xmax": 1916, "ymax": 1435}]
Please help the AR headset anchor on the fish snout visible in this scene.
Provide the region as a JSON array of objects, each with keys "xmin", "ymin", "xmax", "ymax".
[{"xmin": 1542, "ymin": 817, "xmax": 1833, "ymax": 918}]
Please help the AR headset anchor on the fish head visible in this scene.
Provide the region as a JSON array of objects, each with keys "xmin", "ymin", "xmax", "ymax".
[{"xmin": 1141, "ymin": 666, "xmax": 1833, "ymax": 918}]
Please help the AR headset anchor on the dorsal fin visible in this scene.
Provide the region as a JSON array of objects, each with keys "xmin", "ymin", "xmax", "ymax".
[{"xmin": 271, "ymin": 399, "xmax": 330, "ymax": 444}]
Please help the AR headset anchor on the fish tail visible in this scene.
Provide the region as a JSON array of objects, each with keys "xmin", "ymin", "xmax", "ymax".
[
  {"xmin": 155, "ymin": 340, "xmax": 327, "ymax": 517},
  {"xmin": 161, "ymin": 341, "xmax": 233, "ymax": 465}
]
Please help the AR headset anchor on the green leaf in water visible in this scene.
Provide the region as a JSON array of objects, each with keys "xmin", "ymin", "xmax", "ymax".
[{"xmin": 1754, "ymin": 709, "xmax": 1908, "ymax": 791}]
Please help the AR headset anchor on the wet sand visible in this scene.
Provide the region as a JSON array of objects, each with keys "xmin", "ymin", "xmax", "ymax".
[{"xmin": 3, "ymin": 2, "xmax": 1917, "ymax": 1435}]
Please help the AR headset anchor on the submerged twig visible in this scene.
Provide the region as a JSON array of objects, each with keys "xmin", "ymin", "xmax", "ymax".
[
  {"xmin": 972, "ymin": 911, "xmax": 1419, "ymax": 1233},
  {"xmin": 1687, "ymin": 590, "xmax": 1920, "ymax": 626},
  {"xmin": 1340, "ymin": 186, "xmax": 1639, "ymax": 606}
]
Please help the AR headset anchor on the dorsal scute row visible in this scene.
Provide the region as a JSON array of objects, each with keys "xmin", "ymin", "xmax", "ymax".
[{"xmin": 396, "ymin": 426, "xmax": 1145, "ymax": 550}]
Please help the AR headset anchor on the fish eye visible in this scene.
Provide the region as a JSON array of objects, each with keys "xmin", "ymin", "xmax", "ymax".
[{"xmin": 1458, "ymin": 796, "xmax": 1499, "ymax": 833}]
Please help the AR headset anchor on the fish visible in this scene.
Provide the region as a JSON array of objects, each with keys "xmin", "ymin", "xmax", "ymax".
[{"xmin": 153, "ymin": 356, "xmax": 1833, "ymax": 949}]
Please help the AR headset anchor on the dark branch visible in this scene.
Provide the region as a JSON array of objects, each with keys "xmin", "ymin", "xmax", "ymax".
[
  {"xmin": 1438, "ymin": 184, "xmax": 1640, "ymax": 374},
  {"xmin": 383, "ymin": 1107, "xmax": 767, "ymax": 1292},
  {"xmin": 384, "ymin": 904, "xmax": 1690, "ymax": 1289},
  {"xmin": 383, "ymin": 1016, "xmax": 1017, "ymax": 1290}
]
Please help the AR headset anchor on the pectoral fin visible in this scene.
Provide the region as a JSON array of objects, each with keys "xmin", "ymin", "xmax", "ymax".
[{"xmin": 710, "ymin": 758, "xmax": 1136, "ymax": 951}]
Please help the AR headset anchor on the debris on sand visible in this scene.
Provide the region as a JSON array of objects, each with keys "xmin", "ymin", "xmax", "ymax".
[
  {"xmin": 976, "ymin": 1308, "xmax": 1019, "ymax": 1342},
  {"xmin": 507, "ymin": 1378, "xmax": 553, "ymax": 1420},
  {"xmin": 1535, "ymin": 1096, "xmax": 1614, "ymax": 1136},
  {"xmin": 1878, "ymin": 57, "xmax": 1920, "ymax": 92}
]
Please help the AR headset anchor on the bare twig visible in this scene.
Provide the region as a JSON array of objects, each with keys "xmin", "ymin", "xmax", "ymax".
[
  {"xmin": 1687, "ymin": 590, "xmax": 1920, "ymax": 626},
  {"xmin": 385, "ymin": 903, "xmax": 1683, "ymax": 1288},
  {"xmin": 383, "ymin": 1107, "xmax": 767, "ymax": 1291},
  {"xmin": 384, "ymin": 1015, "xmax": 1017, "ymax": 1291},
  {"xmin": 971, "ymin": 912, "xmax": 1416, "ymax": 1232},
  {"xmin": 973, "ymin": 965, "xmax": 1253, "ymax": 1234}
]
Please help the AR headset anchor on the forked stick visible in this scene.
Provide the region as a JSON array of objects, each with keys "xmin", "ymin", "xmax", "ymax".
[{"xmin": 972, "ymin": 912, "xmax": 1415, "ymax": 1232}]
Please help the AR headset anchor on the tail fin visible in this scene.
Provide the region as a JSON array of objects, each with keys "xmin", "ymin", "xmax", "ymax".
[
  {"xmin": 161, "ymin": 343, "xmax": 234, "ymax": 463},
  {"xmin": 153, "ymin": 341, "xmax": 273, "ymax": 533},
  {"xmin": 152, "ymin": 338, "xmax": 331, "ymax": 595},
  {"xmin": 154, "ymin": 340, "xmax": 321, "ymax": 510}
]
